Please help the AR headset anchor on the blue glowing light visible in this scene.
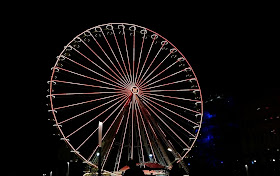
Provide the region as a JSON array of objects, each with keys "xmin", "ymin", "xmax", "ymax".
[
  {"xmin": 204, "ymin": 111, "xmax": 216, "ymax": 119},
  {"xmin": 202, "ymin": 135, "xmax": 213, "ymax": 143}
]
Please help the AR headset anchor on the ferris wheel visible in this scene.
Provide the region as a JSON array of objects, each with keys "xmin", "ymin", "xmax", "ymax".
[{"xmin": 48, "ymin": 23, "xmax": 203, "ymax": 175}]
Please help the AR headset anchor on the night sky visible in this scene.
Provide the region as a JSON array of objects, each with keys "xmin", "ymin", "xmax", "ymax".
[{"xmin": 10, "ymin": 4, "xmax": 279, "ymax": 176}]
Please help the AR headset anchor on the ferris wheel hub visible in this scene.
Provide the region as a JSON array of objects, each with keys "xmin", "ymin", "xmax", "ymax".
[{"xmin": 131, "ymin": 86, "xmax": 139, "ymax": 94}]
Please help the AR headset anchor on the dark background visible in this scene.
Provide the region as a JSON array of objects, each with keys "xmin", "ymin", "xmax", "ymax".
[{"xmin": 8, "ymin": 3, "xmax": 279, "ymax": 175}]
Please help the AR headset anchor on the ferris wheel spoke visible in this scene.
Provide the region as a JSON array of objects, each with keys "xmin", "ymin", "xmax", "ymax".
[
  {"xmin": 137, "ymin": 40, "xmax": 166, "ymax": 86},
  {"xmin": 87, "ymin": 96, "xmax": 130, "ymax": 162},
  {"xmin": 62, "ymin": 55, "xmax": 126, "ymax": 88},
  {"xmin": 76, "ymin": 38, "xmax": 127, "ymax": 86},
  {"xmin": 136, "ymin": 97, "xmax": 175, "ymax": 165},
  {"xmin": 132, "ymin": 28, "xmax": 136, "ymax": 84},
  {"xmin": 135, "ymin": 35, "xmax": 157, "ymax": 85},
  {"xmin": 104, "ymin": 97, "xmax": 131, "ymax": 138},
  {"xmin": 100, "ymin": 96, "xmax": 131, "ymax": 164},
  {"xmin": 141, "ymin": 88, "xmax": 199, "ymax": 93},
  {"xmin": 134, "ymin": 29, "xmax": 146, "ymax": 85},
  {"xmin": 102, "ymin": 97, "xmax": 131, "ymax": 140},
  {"xmin": 140, "ymin": 96, "xmax": 191, "ymax": 148},
  {"xmin": 53, "ymin": 80, "xmax": 123, "ymax": 91},
  {"xmin": 56, "ymin": 67, "xmax": 123, "ymax": 89},
  {"xmin": 140, "ymin": 95, "xmax": 196, "ymax": 138},
  {"xmin": 121, "ymin": 26, "xmax": 132, "ymax": 83},
  {"xmin": 138, "ymin": 58, "xmax": 177, "ymax": 88},
  {"xmin": 59, "ymin": 94, "xmax": 126, "ymax": 126},
  {"xmin": 78, "ymin": 128, "xmax": 98, "ymax": 152},
  {"xmin": 135, "ymin": 100, "xmax": 157, "ymax": 163},
  {"xmin": 102, "ymin": 137, "xmax": 116, "ymax": 170},
  {"xmin": 58, "ymin": 94, "xmax": 126, "ymax": 126},
  {"xmin": 111, "ymin": 25, "xmax": 131, "ymax": 85},
  {"xmin": 135, "ymin": 102, "xmax": 145, "ymax": 163},
  {"xmin": 71, "ymin": 46, "xmax": 125, "ymax": 86},
  {"xmin": 54, "ymin": 93, "xmax": 121, "ymax": 111},
  {"xmin": 137, "ymin": 100, "xmax": 163, "ymax": 145},
  {"xmin": 97, "ymin": 27, "xmax": 130, "ymax": 85},
  {"xmin": 138, "ymin": 103, "xmax": 159, "ymax": 140},
  {"xmin": 87, "ymin": 145, "xmax": 99, "ymax": 162},
  {"xmin": 137, "ymin": 49, "xmax": 174, "ymax": 88},
  {"xmin": 102, "ymin": 99, "xmax": 130, "ymax": 169},
  {"xmin": 100, "ymin": 140, "xmax": 114, "ymax": 170},
  {"xmin": 76, "ymin": 96, "xmax": 129, "ymax": 151},
  {"xmin": 141, "ymin": 69, "xmax": 184, "ymax": 89},
  {"xmin": 130, "ymin": 97, "xmax": 135, "ymax": 159},
  {"xmin": 52, "ymin": 91, "xmax": 125, "ymax": 96},
  {"xmin": 141, "ymin": 78, "xmax": 195, "ymax": 91},
  {"xmin": 142, "ymin": 92, "xmax": 201, "ymax": 102},
  {"xmin": 65, "ymin": 95, "xmax": 127, "ymax": 139},
  {"xmin": 115, "ymin": 100, "xmax": 132, "ymax": 171},
  {"xmin": 139, "ymin": 94, "xmax": 199, "ymax": 126}
]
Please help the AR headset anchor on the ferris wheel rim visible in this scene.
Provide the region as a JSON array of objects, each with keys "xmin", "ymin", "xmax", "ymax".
[{"xmin": 48, "ymin": 22, "xmax": 203, "ymax": 173}]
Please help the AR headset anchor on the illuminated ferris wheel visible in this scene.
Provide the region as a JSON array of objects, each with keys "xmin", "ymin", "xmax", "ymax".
[{"xmin": 47, "ymin": 23, "xmax": 203, "ymax": 175}]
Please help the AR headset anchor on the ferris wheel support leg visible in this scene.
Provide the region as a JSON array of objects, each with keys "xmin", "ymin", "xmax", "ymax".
[
  {"xmin": 139, "ymin": 96, "xmax": 190, "ymax": 174},
  {"xmin": 136, "ymin": 96, "xmax": 171, "ymax": 166},
  {"xmin": 98, "ymin": 146, "xmax": 102, "ymax": 176}
]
